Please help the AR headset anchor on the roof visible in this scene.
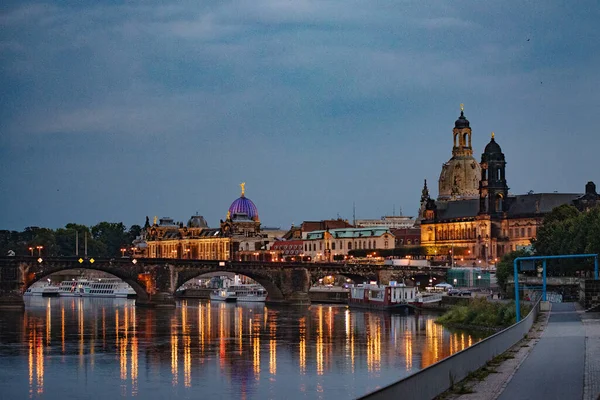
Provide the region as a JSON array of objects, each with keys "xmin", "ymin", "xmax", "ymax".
[
  {"xmin": 306, "ymin": 227, "xmax": 392, "ymax": 240},
  {"xmin": 435, "ymin": 199, "xmax": 480, "ymax": 220},
  {"xmin": 507, "ymin": 193, "xmax": 581, "ymax": 217},
  {"xmin": 301, "ymin": 219, "xmax": 353, "ymax": 232},
  {"xmin": 430, "ymin": 193, "xmax": 582, "ymax": 221}
]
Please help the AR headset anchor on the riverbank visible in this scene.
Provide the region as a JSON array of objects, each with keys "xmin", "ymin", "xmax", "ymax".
[{"xmin": 436, "ymin": 298, "xmax": 531, "ymax": 331}]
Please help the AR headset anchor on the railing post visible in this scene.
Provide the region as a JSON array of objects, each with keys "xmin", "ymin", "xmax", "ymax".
[
  {"xmin": 542, "ymin": 259, "xmax": 547, "ymax": 302},
  {"xmin": 514, "ymin": 258, "xmax": 520, "ymax": 322}
]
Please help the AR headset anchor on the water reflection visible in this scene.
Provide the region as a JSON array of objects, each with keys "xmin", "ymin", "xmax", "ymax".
[{"xmin": 0, "ymin": 297, "xmax": 484, "ymax": 400}]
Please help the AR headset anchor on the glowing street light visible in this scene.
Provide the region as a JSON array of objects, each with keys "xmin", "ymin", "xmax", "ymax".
[
  {"xmin": 29, "ymin": 247, "xmax": 34, "ymax": 256},
  {"xmin": 120, "ymin": 248, "xmax": 127, "ymax": 257},
  {"xmin": 36, "ymin": 246, "xmax": 43, "ymax": 256}
]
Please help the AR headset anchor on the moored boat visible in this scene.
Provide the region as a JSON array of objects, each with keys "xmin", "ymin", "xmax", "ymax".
[
  {"xmin": 348, "ymin": 281, "xmax": 418, "ymax": 311},
  {"xmin": 59, "ymin": 278, "xmax": 136, "ymax": 298},
  {"xmin": 209, "ymin": 289, "xmax": 237, "ymax": 302},
  {"xmin": 232, "ymin": 284, "xmax": 267, "ymax": 302},
  {"xmin": 24, "ymin": 284, "xmax": 60, "ymax": 297}
]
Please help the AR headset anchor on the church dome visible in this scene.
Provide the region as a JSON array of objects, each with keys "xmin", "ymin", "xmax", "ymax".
[
  {"xmin": 438, "ymin": 157, "xmax": 481, "ymax": 201},
  {"xmin": 455, "ymin": 110, "xmax": 470, "ymax": 129},
  {"xmin": 484, "ymin": 135, "xmax": 502, "ymax": 154},
  {"xmin": 228, "ymin": 183, "xmax": 259, "ymax": 221}
]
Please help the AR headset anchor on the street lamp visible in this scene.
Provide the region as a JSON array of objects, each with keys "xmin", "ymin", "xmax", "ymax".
[
  {"xmin": 120, "ymin": 248, "xmax": 126, "ymax": 257},
  {"xmin": 36, "ymin": 246, "xmax": 43, "ymax": 256},
  {"xmin": 29, "ymin": 247, "xmax": 34, "ymax": 256}
]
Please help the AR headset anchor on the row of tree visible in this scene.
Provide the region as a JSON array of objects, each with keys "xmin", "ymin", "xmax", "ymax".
[
  {"xmin": 496, "ymin": 204, "xmax": 600, "ymax": 290},
  {"xmin": 0, "ymin": 223, "xmax": 142, "ymax": 259}
]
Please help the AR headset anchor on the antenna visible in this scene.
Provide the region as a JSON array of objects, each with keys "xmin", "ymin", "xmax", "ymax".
[
  {"xmin": 393, "ymin": 204, "xmax": 395, "ymax": 216},
  {"xmin": 399, "ymin": 206, "xmax": 403, "ymax": 216},
  {"xmin": 353, "ymin": 202, "xmax": 356, "ymax": 226}
]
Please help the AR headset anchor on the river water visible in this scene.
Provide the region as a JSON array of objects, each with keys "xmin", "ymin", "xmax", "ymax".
[{"xmin": 0, "ymin": 297, "xmax": 482, "ymax": 399}]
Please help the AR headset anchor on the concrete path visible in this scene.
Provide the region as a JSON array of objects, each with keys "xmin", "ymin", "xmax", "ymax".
[{"xmin": 498, "ymin": 303, "xmax": 585, "ymax": 400}]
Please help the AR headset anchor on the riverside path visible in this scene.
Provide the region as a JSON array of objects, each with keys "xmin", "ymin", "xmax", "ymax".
[{"xmin": 498, "ymin": 302, "xmax": 584, "ymax": 400}]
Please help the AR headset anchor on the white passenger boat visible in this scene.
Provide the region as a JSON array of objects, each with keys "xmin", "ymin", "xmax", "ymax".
[
  {"xmin": 209, "ymin": 288, "xmax": 237, "ymax": 302},
  {"xmin": 24, "ymin": 283, "xmax": 60, "ymax": 297},
  {"xmin": 209, "ymin": 275, "xmax": 267, "ymax": 302},
  {"xmin": 231, "ymin": 284, "xmax": 267, "ymax": 302},
  {"xmin": 59, "ymin": 278, "xmax": 136, "ymax": 298}
]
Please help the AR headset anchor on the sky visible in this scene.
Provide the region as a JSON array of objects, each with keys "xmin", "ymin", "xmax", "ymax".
[{"xmin": 1, "ymin": 0, "xmax": 599, "ymax": 231}]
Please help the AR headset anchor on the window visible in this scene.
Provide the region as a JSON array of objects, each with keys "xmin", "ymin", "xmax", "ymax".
[
  {"xmin": 384, "ymin": 241, "xmax": 389, "ymax": 248},
  {"xmin": 319, "ymin": 242, "xmax": 322, "ymax": 251},
  {"xmin": 521, "ymin": 228, "xmax": 525, "ymax": 237},
  {"xmin": 348, "ymin": 242, "xmax": 352, "ymax": 250},
  {"xmin": 527, "ymin": 227, "xmax": 532, "ymax": 237},
  {"xmin": 332, "ymin": 242, "xmax": 336, "ymax": 250}
]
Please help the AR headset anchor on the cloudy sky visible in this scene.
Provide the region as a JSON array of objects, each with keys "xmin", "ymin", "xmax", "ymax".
[{"xmin": 1, "ymin": 0, "xmax": 599, "ymax": 231}]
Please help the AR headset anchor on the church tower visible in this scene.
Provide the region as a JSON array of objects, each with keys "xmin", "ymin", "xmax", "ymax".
[
  {"xmin": 479, "ymin": 133, "xmax": 509, "ymax": 215},
  {"xmin": 438, "ymin": 105, "xmax": 481, "ymax": 201}
]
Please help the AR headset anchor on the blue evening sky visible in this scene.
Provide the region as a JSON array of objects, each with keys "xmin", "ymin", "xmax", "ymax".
[{"xmin": 1, "ymin": 0, "xmax": 599, "ymax": 230}]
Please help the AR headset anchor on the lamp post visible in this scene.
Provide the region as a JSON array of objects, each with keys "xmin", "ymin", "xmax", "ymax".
[
  {"xmin": 36, "ymin": 246, "xmax": 43, "ymax": 257},
  {"xmin": 29, "ymin": 247, "xmax": 34, "ymax": 256},
  {"xmin": 120, "ymin": 248, "xmax": 127, "ymax": 257}
]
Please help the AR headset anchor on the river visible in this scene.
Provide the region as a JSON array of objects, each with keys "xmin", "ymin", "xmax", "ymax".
[{"xmin": 0, "ymin": 297, "xmax": 482, "ymax": 399}]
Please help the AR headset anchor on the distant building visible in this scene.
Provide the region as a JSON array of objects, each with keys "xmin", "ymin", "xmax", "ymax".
[
  {"xmin": 355, "ymin": 216, "xmax": 416, "ymax": 229},
  {"xmin": 391, "ymin": 227, "xmax": 421, "ymax": 247},
  {"xmin": 144, "ymin": 184, "xmax": 278, "ymax": 261},
  {"xmin": 303, "ymin": 227, "xmax": 395, "ymax": 262}
]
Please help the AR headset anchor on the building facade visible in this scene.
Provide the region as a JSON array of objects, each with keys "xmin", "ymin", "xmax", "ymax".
[
  {"xmin": 144, "ymin": 184, "xmax": 274, "ymax": 261},
  {"xmin": 355, "ymin": 216, "xmax": 416, "ymax": 229},
  {"xmin": 419, "ymin": 107, "xmax": 598, "ymax": 266},
  {"xmin": 303, "ymin": 228, "xmax": 395, "ymax": 262}
]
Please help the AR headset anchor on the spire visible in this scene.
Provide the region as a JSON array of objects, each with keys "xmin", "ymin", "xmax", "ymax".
[{"xmin": 421, "ymin": 179, "xmax": 430, "ymax": 203}]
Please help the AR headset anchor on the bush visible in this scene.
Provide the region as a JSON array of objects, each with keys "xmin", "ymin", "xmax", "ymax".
[{"xmin": 436, "ymin": 298, "xmax": 531, "ymax": 329}]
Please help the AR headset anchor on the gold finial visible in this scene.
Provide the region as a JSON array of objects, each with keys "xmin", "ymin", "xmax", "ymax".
[
  {"xmin": 491, "ymin": 132, "xmax": 495, "ymax": 139},
  {"xmin": 240, "ymin": 182, "xmax": 246, "ymax": 196},
  {"xmin": 460, "ymin": 103, "xmax": 464, "ymax": 112},
  {"xmin": 226, "ymin": 210, "xmax": 231, "ymax": 220},
  {"xmin": 153, "ymin": 216, "xmax": 158, "ymax": 225}
]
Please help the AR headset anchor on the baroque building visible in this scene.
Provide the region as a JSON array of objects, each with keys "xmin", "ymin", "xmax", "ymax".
[
  {"xmin": 438, "ymin": 104, "xmax": 481, "ymax": 201},
  {"xmin": 144, "ymin": 183, "xmax": 273, "ymax": 261},
  {"xmin": 419, "ymin": 107, "xmax": 598, "ymax": 266}
]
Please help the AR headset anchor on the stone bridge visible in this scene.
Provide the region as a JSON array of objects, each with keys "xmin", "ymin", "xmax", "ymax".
[{"xmin": 0, "ymin": 257, "xmax": 449, "ymax": 309}]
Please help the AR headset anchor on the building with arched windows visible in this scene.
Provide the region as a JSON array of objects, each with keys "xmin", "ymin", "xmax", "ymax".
[
  {"xmin": 303, "ymin": 228, "xmax": 395, "ymax": 262},
  {"xmin": 418, "ymin": 107, "xmax": 598, "ymax": 266},
  {"xmin": 144, "ymin": 184, "xmax": 274, "ymax": 261}
]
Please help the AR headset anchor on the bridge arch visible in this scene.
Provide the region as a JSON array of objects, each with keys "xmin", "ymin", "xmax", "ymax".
[
  {"xmin": 175, "ymin": 269, "xmax": 285, "ymax": 302},
  {"xmin": 22, "ymin": 264, "xmax": 150, "ymax": 302}
]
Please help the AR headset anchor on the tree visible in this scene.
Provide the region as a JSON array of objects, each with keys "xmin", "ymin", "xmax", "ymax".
[
  {"xmin": 91, "ymin": 222, "xmax": 129, "ymax": 258},
  {"xmin": 128, "ymin": 225, "xmax": 142, "ymax": 242},
  {"xmin": 496, "ymin": 249, "xmax": 531, "ymax": 292}
]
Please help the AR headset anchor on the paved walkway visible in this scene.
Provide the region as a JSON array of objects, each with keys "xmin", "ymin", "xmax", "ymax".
[{"xmin": 498, "ymin": 303, "xmax": 585, "ymax": 400}]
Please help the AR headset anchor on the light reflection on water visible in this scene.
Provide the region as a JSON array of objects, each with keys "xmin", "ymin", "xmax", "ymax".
[{"xmin": 0, "ymin": 296, "xmax": 483, "ymax": 399}]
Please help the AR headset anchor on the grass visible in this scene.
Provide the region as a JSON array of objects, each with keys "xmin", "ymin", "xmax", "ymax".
[{"xmin": 436, "ymin": 297, "xmax": 532, "ymax": 329}]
